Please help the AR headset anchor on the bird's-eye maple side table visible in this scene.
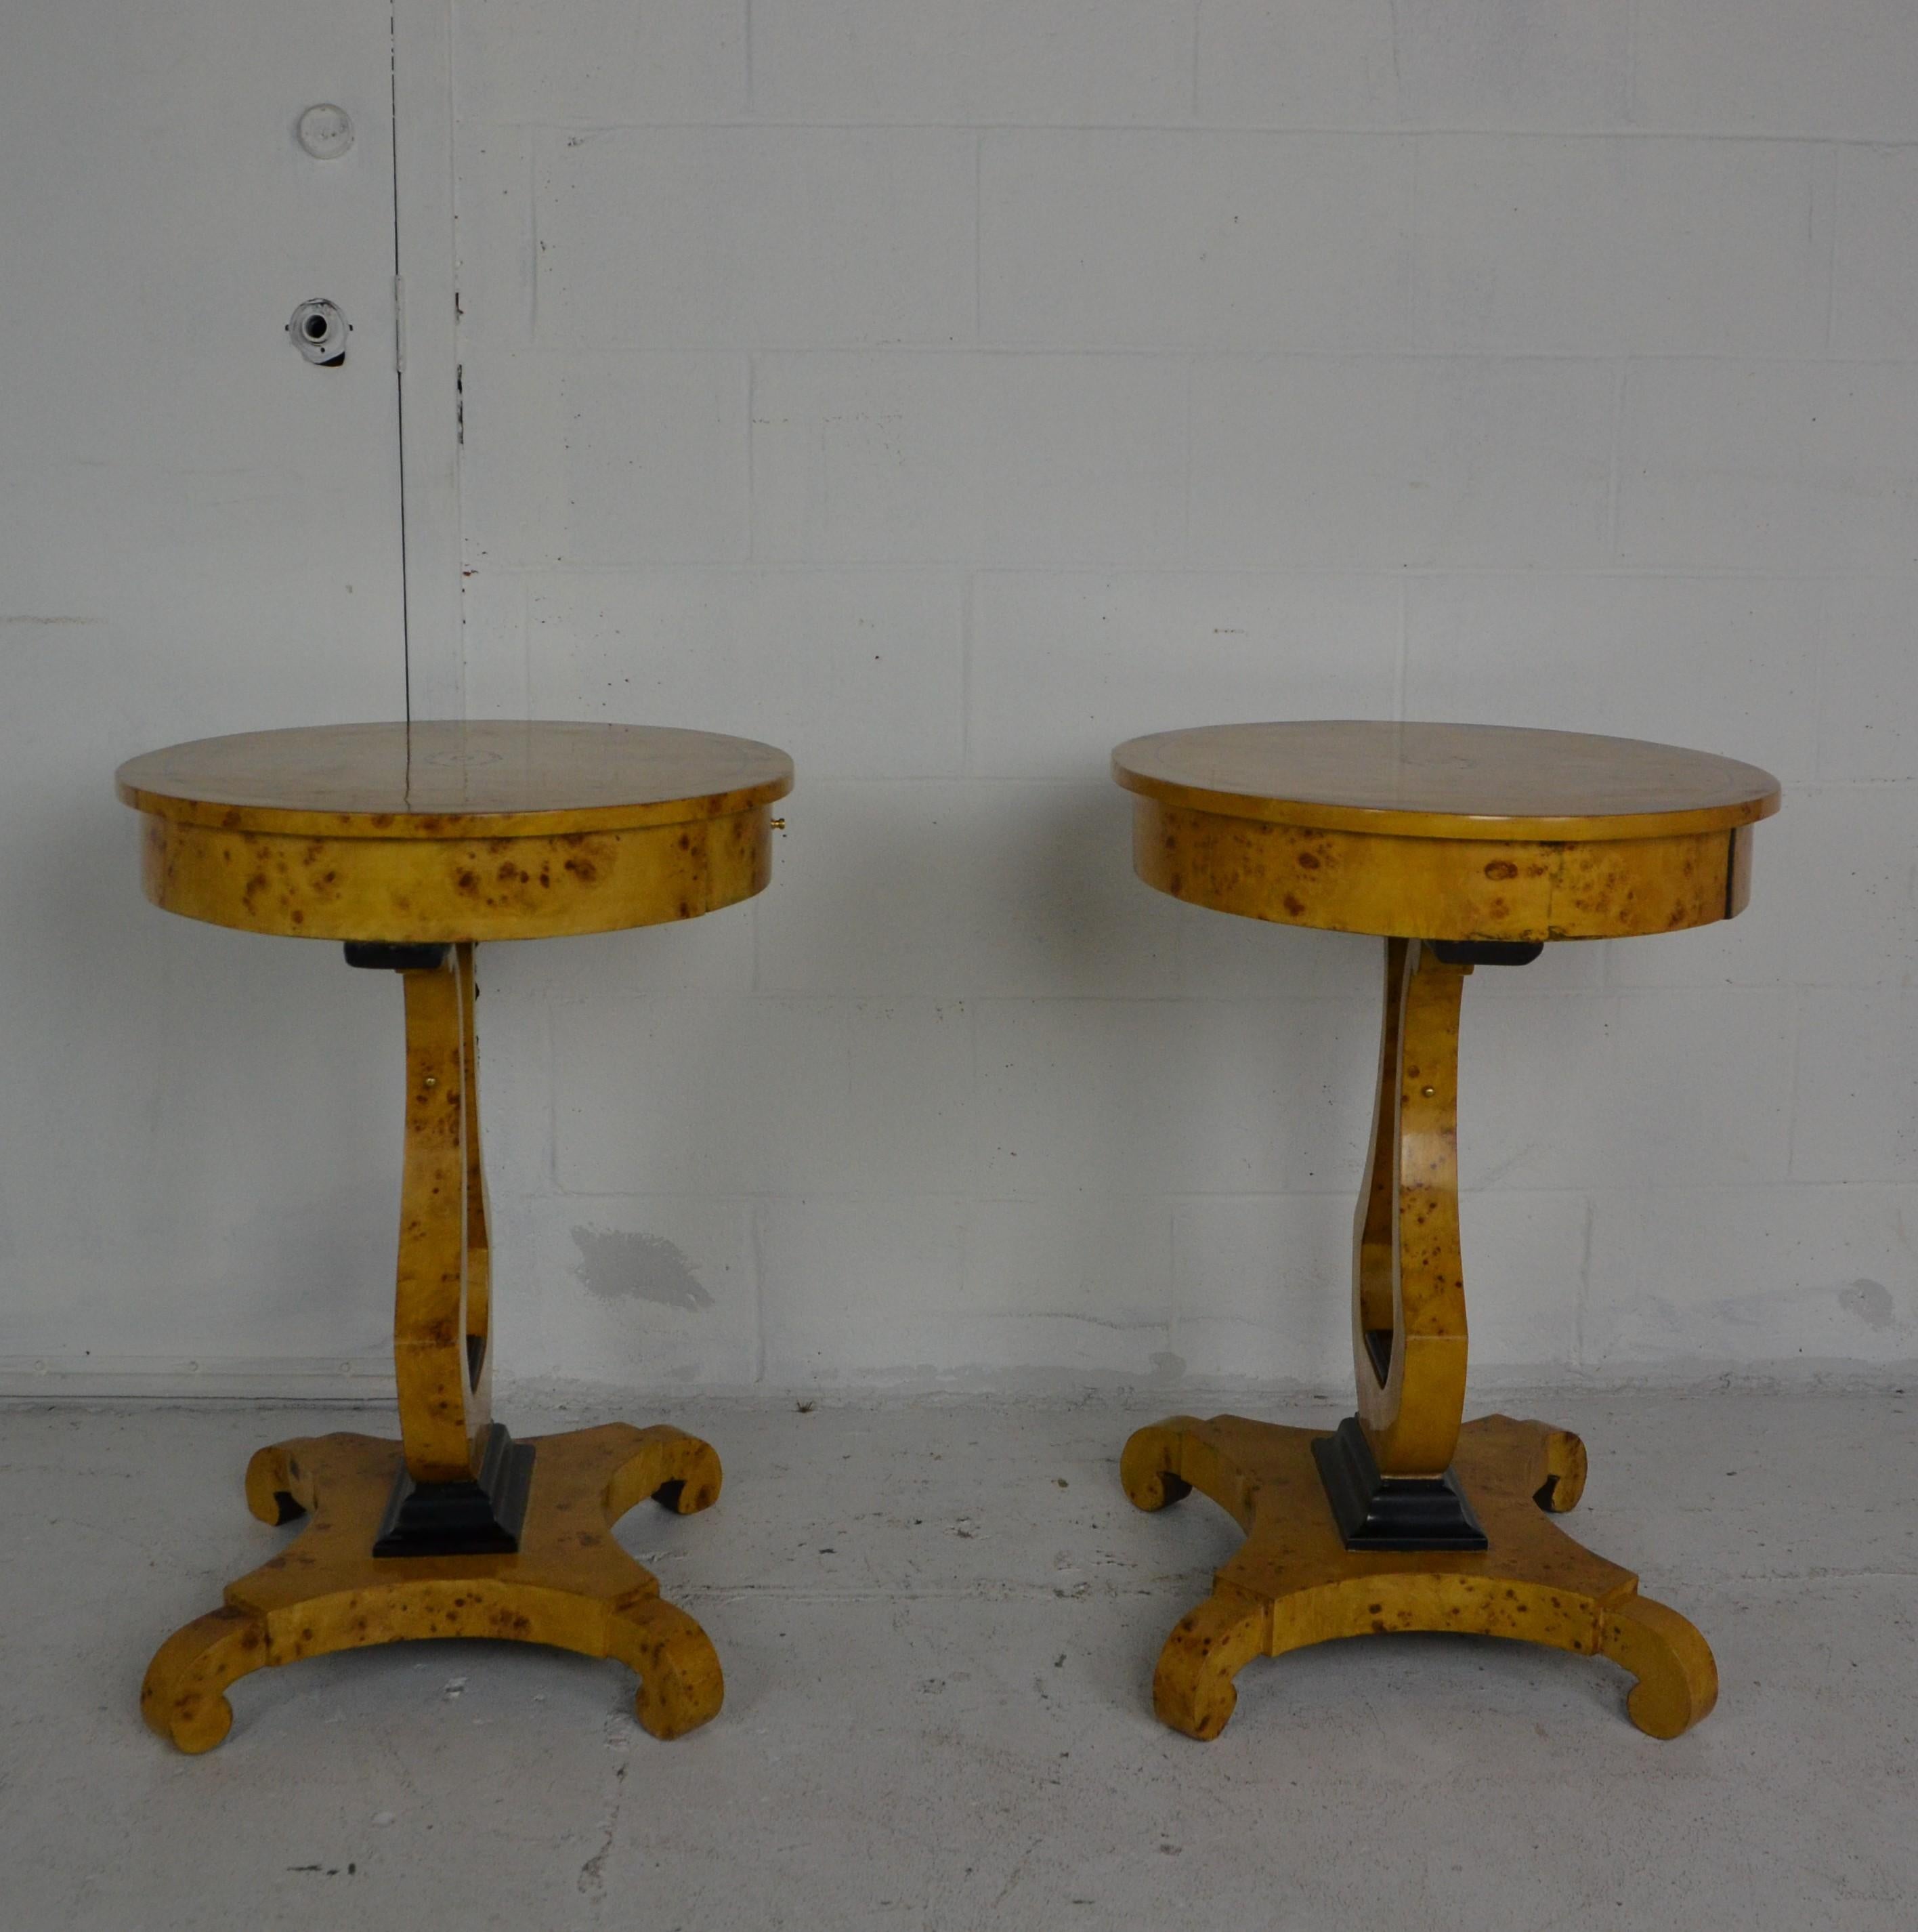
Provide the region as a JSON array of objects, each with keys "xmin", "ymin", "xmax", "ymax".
[
  {"xmin": 118, "ymin": 721, "xmax": 792, "ymax": 1752},
  {"xmin": 1113, "ymin": 721, "xmax": 1780, "ymax": 1740}
]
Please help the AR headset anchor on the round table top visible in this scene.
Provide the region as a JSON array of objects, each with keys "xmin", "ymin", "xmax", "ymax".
[
  {"xmin": 1112, "ymin": 721, "xmax": 1780, "ymax": 843},
  {"xmin": 116, "ymin": 721, "xmax": 794, "ymax": 839}
]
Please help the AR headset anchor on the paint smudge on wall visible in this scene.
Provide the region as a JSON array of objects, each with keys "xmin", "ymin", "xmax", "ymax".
[
  {"xmin": 1837, "ymin": 1279, "xmax": 1896, "ymax": 1331},
  {"xmin": 570, "ymin": 1227, "xmax": 712, "ymax": 1310}
]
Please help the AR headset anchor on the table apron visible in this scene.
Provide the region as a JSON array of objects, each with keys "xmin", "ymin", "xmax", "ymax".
[
  {"xmin": 1132, "ymin": 801, "xmax": 1751, "ymax": 942},
  {"xmin": 135, "ymin": 809, "xmax": 776, "ymax": 942}
]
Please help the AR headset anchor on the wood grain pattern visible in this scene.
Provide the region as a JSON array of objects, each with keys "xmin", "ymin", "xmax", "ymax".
[
  {"xmin": 1131, "ymin": 801, "xmax": 1751, "ymax": 942},
  {"xmin": 1354, "ymin": 940, "xmax": 1469, "ymax": 1477},
  {"xmin": 117, "ymin": 720, "xmax": 793, "ymax": 837},
  {"xmin": 134, "ymin": 803, "xmax": 777, "ymax": 943},
  {"xmin": 121, "ymin": 720, "xmax": 790, "ymax": 943},
  {"xmin": 1117, "ymin": 938, "xmax": 1725, "ymax": 1738},
  {"xmin": 142, "ymin": 1425, "xmax": 725, "ymax": 1752},
  {"xmin": 393, "ymin": 948, "xmax": 488, "ymax": 1483},
  {"xmin": 127, "ymin": 721, "xmax": 782, "ymax": 1750},
  {"xmin": 1122, "ymin": 1413, "xmax": 1716, "ymax": 1742},
  {"xmin": 1113, "ymin": 720, "xmax": 1779, "ymax": 842},
  {"xmin": 460, "ymin": 946, "xmax": 493, "ymax": 1440},
  {"xmin": 1114, "ymin": 719, "xmax": 1749, "ymax": 1739}
]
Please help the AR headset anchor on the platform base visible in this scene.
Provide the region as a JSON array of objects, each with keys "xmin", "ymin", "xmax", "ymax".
[
  {"xmin": 142, "ymin": 1423, "xmax": 725, "ymax": 1753},
  {"xmin": 1122, "ymin": 1412, "xmax": 1717, "ymax": 1742},
  {"xmin": 1311, "ymin": 1414, "xmax": 1488, "ymax": 1551},
  {"xmin": 372, "ymin": 1421, "xmax": 535, "ymax": 1557}
]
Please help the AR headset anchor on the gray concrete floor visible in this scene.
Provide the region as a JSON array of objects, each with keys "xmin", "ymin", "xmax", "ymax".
[{"xmin": 1, "ymin": 1390, "xmax": 1913, "ymax": 1931}]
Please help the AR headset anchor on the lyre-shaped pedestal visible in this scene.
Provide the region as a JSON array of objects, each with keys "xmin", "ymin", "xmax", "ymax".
[
  {"xmin": 142, "ymin": 945, "xmax": 725, "ymax": 1752},
  {"xmin": 1124, "ymin": 938, "xmax": 1718, "ymax": 1740}
]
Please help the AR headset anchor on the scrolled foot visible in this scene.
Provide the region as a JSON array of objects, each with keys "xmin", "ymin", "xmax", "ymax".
[
  {"xmin": 1535, "ymin": 1427, "xmax": 1588, "ymax": 1514},
  {"xmin": 652, "ymin": 1433, "xmax": 723, "ymax": 1516},
  {"xmin": 142, "ymin": 1606, "xmax": 270, "ymax": 1754},
  {"xmin": 1121, "ymin": 1420, "xmax": 1198, "ymax": 1512},
  {"xmin": 605, "ymin": 1425, "xmax": 724, "ymax": 1522},
  {"xmin": 1151, "ymin": 1591, "xmax": 1269, "ymax": 1742},
  {"xmin": 608, "ymin": 1595, "xmax": 725, "ymax": 1740},
  {"xmin": 243, "ymin": 1440, "xmax": 316, "ymax": 1527},
  {"xmin": 1601, "ymin": 1593, "xmax": 1718, "ymax": 1740}
]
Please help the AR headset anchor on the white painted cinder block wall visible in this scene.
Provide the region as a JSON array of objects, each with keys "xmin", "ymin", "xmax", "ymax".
[
  {"xmin": 435, "ymin": 1, "xmax": 1918, "ymax": 1393},
  {"xmin": 14, "ymin": 5, "xmax": 1911, "ymax": 1399}
]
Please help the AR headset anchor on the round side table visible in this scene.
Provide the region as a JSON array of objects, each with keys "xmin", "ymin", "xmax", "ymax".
[
  {"xmin": 119, "ymin": 721, "xmax": 792, "ymax": 1752},
  {"xmin": 1112, "ymin": 721, "xmax": 1780, "ymax": 1741}
]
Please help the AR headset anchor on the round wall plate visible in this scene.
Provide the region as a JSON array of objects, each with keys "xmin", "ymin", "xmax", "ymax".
[{"xmin": 297, "ymin": 104, "xmax": 354, "ymax": 161}]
